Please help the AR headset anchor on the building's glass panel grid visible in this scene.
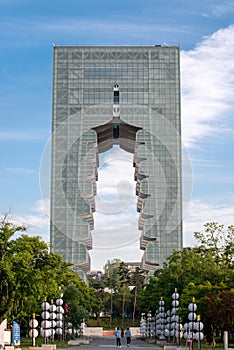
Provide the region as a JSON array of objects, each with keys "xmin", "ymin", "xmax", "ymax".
[{"xmin": 51, "ymin": 46, "xmax": 182, "ymax": 277}]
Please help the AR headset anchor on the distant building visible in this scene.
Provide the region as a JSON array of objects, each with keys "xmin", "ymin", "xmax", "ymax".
[
  {"xmin": 124, "ymin": 262, "xmax": 143, "ymax": 273},
  {"xmin": 51, "ymin": 45, "xmax": 182, "ymax": 279},
  {"xmin": 86, "ymin": 270, "xmax": 104, "ymax": 280}
]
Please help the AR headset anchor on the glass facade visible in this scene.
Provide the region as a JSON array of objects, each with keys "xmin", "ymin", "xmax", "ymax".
[{"xmin": 51, "ymin": 45, "xmax": 182, "ymax": 277}]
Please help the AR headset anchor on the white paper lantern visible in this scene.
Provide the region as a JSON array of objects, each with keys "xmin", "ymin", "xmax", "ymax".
[
  {"xmin": 50, "ymin": 312, "xmax": 56, "ymax": 320},
  {"xmin": 41, "ymin": 301, "xmax": 50, "ymax": 310},
  {"xmin": 189, "ymin": 321, "xmax": 195, "ymax": 329},
  {"xmin": 188, "ymin": 312, "xmax": 197, "ymax": 321},
  {"xmin": 41, "ymin": 320, "xmax": 51, "ymax": 328},
  {"xmin": 56, "ymin": 313, "xmax": 63, "ymax": 320},
  {"xmin": 41, "ymin": 311, "xmax": 50, "ymax": 319},
  {"xmin": 29, "ymin": 319, "xmax": 38, "ymax": 328},
  {"xmin": 172, "ymin": 300, "xmax": 179, "ymax": 307},
  {"xmin": 50, "ymin": 304, "xmax": 56, "ymax": 312},
  {"xmin": 56, "ymin": 306, "xmax": 64, "ymax": 313},
  {"xmin": 55, "ymin": 328, "xmax": 63, "ymax": 335},
  {"xmin": 188, "ymin": 303, "xmax": 197, "ymax": 312},
  {"xmin": 56, "ymin": 298, "xmax": 63, "ymax": 306},
  {"xmin": 172, "ymin": 292, "xmax": 179, "ymax": 299},
  {"xmin": 195, "ymin": 332, "xmax": 204, "ymax": 341},
  {"xmin": 29, "ymin": 329, "xmax": 39, "ymax": 338},
  {"xmin": 41, "ymin": 329, "xmax": 51, "ymax": 337},
  {"xmin": 194, "ymin": 321, "xmax": 204, "ymax": 331},
  {"xmin": 56, "ymin": 320, "xmax": 63, "ymax": 328}
]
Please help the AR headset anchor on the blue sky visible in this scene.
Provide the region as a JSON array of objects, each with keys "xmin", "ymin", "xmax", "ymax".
[{"xmin": 1, "ymin": 0, "xmax": 234, "ymax": 270}]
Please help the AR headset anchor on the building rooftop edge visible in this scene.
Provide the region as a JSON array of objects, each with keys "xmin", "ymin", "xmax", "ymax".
[{"xmin": 53, "ymin": 44, "xmax": 180, "ymax": 49}]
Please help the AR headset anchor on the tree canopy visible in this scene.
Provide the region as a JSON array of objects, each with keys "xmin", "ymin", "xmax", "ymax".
[
  {"xmin": 0, "ymin": 215, "xmax": 95, "ymax": 326},
  {"xmin": 137, "ymin": 222, "xmax": 234, "ymax": 344}
]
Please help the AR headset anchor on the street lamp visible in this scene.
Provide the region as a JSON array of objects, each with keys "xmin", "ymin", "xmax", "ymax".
[
  {"xmin": 29, "ymin": 313, "xmax": 38, "ymax": 346},
  {"xmin": 194, "ymin": 315, "xmax": 204, "ymax": 350},
  {"xmin": 165, "ymin": 310, "xmax": 171, "ymax": 342},
  {"xmin": 188, "ymin": 297, "xmax": 197, "ymax": 348},
  {"xmin": 55, "ymin": 293, "xmax": 64, "ymax": 340},
  {"xmin": 41, "ymin": 298, "xmax": 51, "ymax": 344},
  {"xmin": 158, "ymin": 298, "xmax": 166, "ymax": 340},
  {"xmin": 147, "ymin": 311, "xmax": 152, "ymax": 338},
  {"xmin": 171, "ymin": 289, "xmax": 181, "ymax": 345},
  {"xmin": 151, "ymin": 313, "xmax": 156, "ymax": 338},
  {"xmin": 49, "ymin": 300, "xmax": 56, "ymax": 342},
  {"xmin": 183, "ymin": 298, "xmax": 204, "ymax": 349},
  {"xmin": 140, "ymin": 313, "xmax": 146, "ymax": 337}
]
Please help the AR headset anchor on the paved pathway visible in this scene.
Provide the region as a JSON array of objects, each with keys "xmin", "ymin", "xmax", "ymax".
[{"xmin": 61, "ymin": 336, "xmax": 161, "ymax": 349}]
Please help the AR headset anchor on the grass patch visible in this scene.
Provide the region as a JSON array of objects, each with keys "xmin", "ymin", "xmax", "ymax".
[{"xmin": 20, "ymin": 337, "xmax": 71, "ymax": 349}]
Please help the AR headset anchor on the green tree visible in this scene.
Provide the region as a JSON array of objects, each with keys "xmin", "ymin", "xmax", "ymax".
[
  {"xmin": 0, "ymin": 215, "xmax": 27, "ymax": 321},
  {"xmin": 130, "ymin": 267, "xmax": 145, "ymax": 326},
  {"xmin": 104, "ymin": 259, "xmax": 122, "ymax": 325},
  {"xmin": 138, "ymin": 222, "xmax": 234, "ymax": 344},
  {"xmin": 0, "ymin": 217, "xmax": 96, "ymax": 327},
  {"xmin": 180, "ymin": 282, "xmax": 234, "ymax": 345},
  {"xmin": 0, "ymin": 214, "xmax": 26, "ymax": 262},
  {"xmin": 63, "ymin": 284, "xmax": 90, "ymax": 329},
  {"xmin": 194, "ymin": 222, "xmax": 234, "ymax": 266},
  {"xmin": 118, "ymin": 262, "xmax": 130, "ymax": 327}
]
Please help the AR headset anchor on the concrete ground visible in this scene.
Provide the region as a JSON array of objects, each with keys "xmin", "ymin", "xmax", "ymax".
[{"xmin": 60, "ymin": 336, "xmax": 161, "ymax": 349}]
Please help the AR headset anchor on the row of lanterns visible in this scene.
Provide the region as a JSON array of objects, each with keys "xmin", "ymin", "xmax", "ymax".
[
  {"xmin": 140, "ymin": 290, "xmax": 204, "ymax": 348},
  {"xmin": 41, "ymin": 296, "xmax": 64, "ymax": 342},
  {"xmin": 29, "ymin": 294, "xmax": 65, "ymax": 345},
  {"xmin": 184, "ymin": 298, "xmax": 204, "ymax": 350}
]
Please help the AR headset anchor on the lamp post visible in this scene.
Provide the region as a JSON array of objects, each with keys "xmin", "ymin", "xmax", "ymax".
[
  {"xmin": 41, "ymin": 298, "xmax": 51, "ymax": 344},
  {"xmin": 171, "ymin": 289, "xmax": 181, "ymax": 345},
  {"xmin": 49, "ymin": 300, "xmax": 56, "ymax": 342},
  {"xmin": 151, "ymin": 313, "xmax": 156, "ymax": 338},
  {"xmin": 29, "ymin": 313, "xmax": 38, "ymax": 346},
  {"xmin": 140, "ymin": 313, "xmax": 146, "ymax": 337},
  {"xmin": 183, "ymin": 298, "xmax": 203, "ymax": 350},
  {"xmin": 166, "ymin": 310, "xmax": 171, "ymax": 343},
  {"xmin": 158, "ymin": 298, "xmax": 166, "ymax": 340},
  {"xmin": 55, "ymin": 293, "xmax": 64, "ymax": 341},
  {"xmin": 147, "ymin": 311, "xmax": 152, "ymax": 338},
  {"xmin": 188, "ymin": 297, "xmax": 197, "ymax": 349},
  {"xmin": 156, "ymin": 308, "xmax": 161, "ymax": 340},
  {"xmin": 194, "ymin": 315, "xmax": 204, "ymax": 350}
]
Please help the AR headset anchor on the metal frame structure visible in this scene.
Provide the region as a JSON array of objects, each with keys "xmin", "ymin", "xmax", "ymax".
[{"xmin": 51, "ymin": 45, "xmax": 182, "ymax": 278}]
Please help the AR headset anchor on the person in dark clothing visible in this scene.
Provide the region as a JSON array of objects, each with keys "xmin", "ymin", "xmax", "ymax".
[{"xmin": 125, "ymin": 328, "xmax": 132, "ymax": 347}]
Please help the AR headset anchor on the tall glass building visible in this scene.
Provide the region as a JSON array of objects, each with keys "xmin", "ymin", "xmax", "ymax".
[{"xmin": 51, "ymin": 45, "xmax": 182, "ymax": 278}]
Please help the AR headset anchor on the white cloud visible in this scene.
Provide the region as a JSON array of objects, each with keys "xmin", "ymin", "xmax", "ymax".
[
  {"xmin": 8, "ymin": 199, "xmax": 50, "ymax": 241},
  {"xmin": 211, "ymin": 3, "xmax": 234, "ymax": 16},
  {"xmin": 5, "ymin": 167, "xmax": 35, "ymax": 174},
  {"xmin": 181, "ymin": 25, "xmax": 234, "ymax": 148},
  {"xmin": 0, "ymin": 130, "xmax": 48, "ymax": 141},
  {"xmin": 183, "ymin": 200, "xmax": 234, "ymax": 246},
  {"xmin": 95, "ymin": 147, "xmax": 137, "ymax": 217}
]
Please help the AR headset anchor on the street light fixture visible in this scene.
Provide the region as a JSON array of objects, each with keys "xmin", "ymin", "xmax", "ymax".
[{"xmin": 41, "ymin": 298, "xmax": 51, "ymax": 344}]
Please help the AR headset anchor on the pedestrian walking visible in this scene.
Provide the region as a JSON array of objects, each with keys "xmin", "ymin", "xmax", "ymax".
[
  {"xmin": 115, "ymin": 327, "xmax": 121, "ymax": 347},
  {"xmin": 125, "ymin": 327, "xmax": 131, "ymax": 347},
  {"xmin": 187, "ymin": 329, "xmax": 193, "ymax": 349}
]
